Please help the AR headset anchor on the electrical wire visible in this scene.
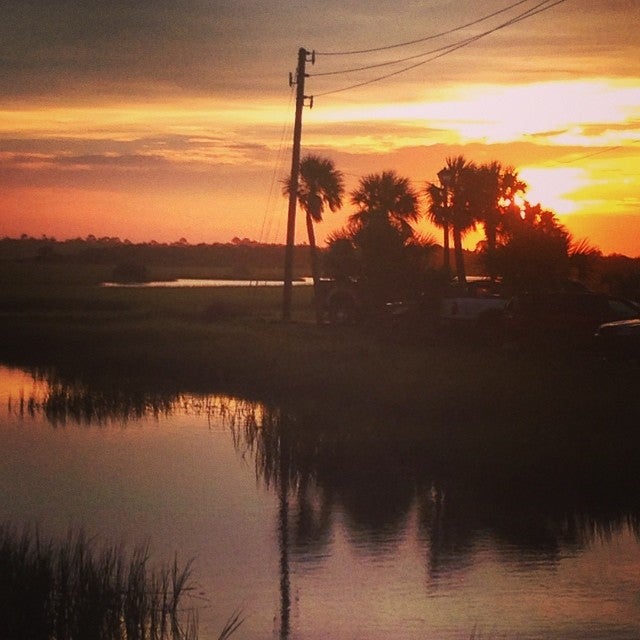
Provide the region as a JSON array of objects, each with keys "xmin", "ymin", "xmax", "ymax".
[
  {"xmin": 311, "ymin": 37, "xmax": 485, "ymax": 78},
  {"xmin": 259, "ymin": 85, "xmax": 295, "ymax": 245},
  {"xmin": 311, "ymin": 0, "xmax": 561, "ymax": 78},
  {"xmin": 555, "ymin": 139, "xmax": 639, "ymax": 164},
  {"xmin": 311, "ymin": 0, "xmax": 565, "ymax": 98},
  {"xmin": 314, "ymin": 0, "xmax": 534, "ymax": 56}
]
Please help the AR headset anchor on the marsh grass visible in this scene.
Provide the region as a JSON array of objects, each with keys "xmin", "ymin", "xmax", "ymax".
[
  {"xmin": 2, "ymin": 260, "xmax": 640, "ymax": 474},
  {"xmin": 0, "ymin": 525, "xmax": 198, "ymax": 640}
]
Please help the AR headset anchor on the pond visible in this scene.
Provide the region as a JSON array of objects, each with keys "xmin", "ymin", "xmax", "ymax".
[
  {"xmin": 100, "ymin": 278, "xmax": 313, "ymax": 288},
  {"xmin": 1, "ymin": 364, "xmax": 640, "ymax": 640}
]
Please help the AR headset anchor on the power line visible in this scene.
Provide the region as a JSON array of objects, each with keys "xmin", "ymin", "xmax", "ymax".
[
  {"xmin": 311, "ymin": 36, "xmax": 485, "ymax": 78},
  {"xmin": 259, "ymin": 85, "xmax": 296, "ymax": 245},
  {"xmin": 312, "ymin": 0, "xmax": 560, "ymax": 78},
  {"xmin": 556, "ymin": 139, "xmax": 639, "ymax": 164},
  {"xmin": 312, "ymin": 0, "xmax": 566, "ymax": 98},
  {"xmin": 314, "ymin": 0, "xmax": 534, "ymax": 56}
]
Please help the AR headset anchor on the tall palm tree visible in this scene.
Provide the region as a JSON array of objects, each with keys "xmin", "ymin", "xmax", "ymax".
[
  {"xmin": 349, "ymin": 170, "xmax": 420, "ymax": 237},
  {"xmin": 283, "ymin": 154, "xmax": 344, "ymax": 321},
  {"xmin": 348, "ymin": 170, "xmax": 421, "ymax": 305},
  {"xmin": 425, "ymin": 181, "xmax": 451, "ymax": 275},
  {"xmin": 474, "ymin": 161, "xmax": 502, "ymax": 258},
  {"xmin": 470, "ymin": 161, "xmax": 524, "ymax": 277},
  {"xmin": 436, "ymin": 156, "xmax": 476, "ymax": 284}
]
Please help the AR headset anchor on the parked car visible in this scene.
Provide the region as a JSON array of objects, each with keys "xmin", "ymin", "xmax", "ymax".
[
  {"xmin": 316, "ymin": 277, "xmax": 363, "ymax": 325},
  {"xmin": 504, "ymin": 291, "xmax": 640, "ymax": 348},
  {"xmin": 594, "ymin": 318, "xmax": 640, "ymax": 362},
  {"xmin": 438, "ymin": 277, "xmax": 507, "ymax": 344},
  {"xmin": 383, "ymin": 276, "xmax": 507, "ymax": 344}
]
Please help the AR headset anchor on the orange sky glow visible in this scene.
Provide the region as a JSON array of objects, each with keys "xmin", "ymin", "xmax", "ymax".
[{"xmin": 1, "ymin": 1, "xmax": 638, "ymax": 256}]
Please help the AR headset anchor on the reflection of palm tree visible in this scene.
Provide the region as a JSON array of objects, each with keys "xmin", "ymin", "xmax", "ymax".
[
  {"xmin": 278, "ymin": 431, "xmax": 291, "ymax": 640},
  {"xmin": 283, "ymin": 154, "xmax": 345, "ymax": 322}
]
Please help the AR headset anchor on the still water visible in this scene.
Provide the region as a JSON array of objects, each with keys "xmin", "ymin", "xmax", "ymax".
[
  {"xmin": 1, "ymin": 364, "xmax": 640, "ymax": 640},
  {"xmin": 101, "ymin": 278, "xmax": 313, "ymax": 288}
]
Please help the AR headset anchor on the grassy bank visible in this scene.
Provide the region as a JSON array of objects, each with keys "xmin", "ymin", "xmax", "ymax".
[
  {"xmin": 0, "ymin": 525, "xmax": 197, "ymax": 640},
  {"xmin": 2, "ymin": 261, "xmax": 640, "ymax": 478}
]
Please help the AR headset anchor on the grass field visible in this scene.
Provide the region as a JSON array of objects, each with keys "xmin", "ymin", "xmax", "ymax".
[
  {"xmin": 3, "ymin": 260, "xmax": 640, "ymax": 640},
  {"xmin": 2, "ymin": 260, "xmax": 640, "ymax": 486}
]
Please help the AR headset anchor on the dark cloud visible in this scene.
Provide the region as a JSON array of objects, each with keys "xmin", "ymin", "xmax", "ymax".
[
  {"xmin": 0, "ymin": 133, "xmax": 232, "ymax": 156},
  {"xmin": 1, "ymin": 1, "xmax": 638, "ymax": 102},
  {"xmin": 52, "ymin": 153, "xmax": 170, "ymax": 168},
  {"xmin": 0, "ymin": 0, "xmax": 263, "ymax": 98}
]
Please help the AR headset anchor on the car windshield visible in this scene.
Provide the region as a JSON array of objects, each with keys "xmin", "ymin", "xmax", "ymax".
[{"xmin": 608, "ymin": 297, "xmax": 640, "ymax": 320}]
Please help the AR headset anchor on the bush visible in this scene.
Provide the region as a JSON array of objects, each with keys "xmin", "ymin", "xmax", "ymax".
[{"xmin": 111, "ymin": 262, "xmax": 151, "ymax": 283}]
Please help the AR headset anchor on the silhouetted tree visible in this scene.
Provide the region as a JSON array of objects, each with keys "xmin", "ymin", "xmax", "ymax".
[
  {"xmin": 492, "ymin": 202, "xmax": 572, "ymax": 291},
  {"xmin": 597, "ymin": 255, "xmax": 640, "ymax": 300},
  {"xmin": 349, "ymin": 170, "xmax": 420, "ymax": 235},
  {"xmin": 425, "ymin": 180, "xmax": 451, "ymax": 274},
  {"xmin": 283, "ymin": 154, "xmax": 345, "ymax": 321},
  {"xmin": 476, "ymin": 163, "xmax": 525, "ymax": 262},
  {"xmin": 347, "ymin": 171, "xmax": 424, "ymax": 304},
  {"xmin": 434, "ymin": 156, "xmax": 477, "ymax": 284},
  {"xmin": 568, "ymin": 237, "xmax": 602, "ymax": 285},
  {"xmin": 469, "ymin": 162, "xmax": 527, "ymax": 278}
]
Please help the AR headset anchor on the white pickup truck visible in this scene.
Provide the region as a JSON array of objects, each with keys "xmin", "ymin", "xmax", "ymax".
[{"xmin": 439, "ymin": 277, "xmax": 507, "ymax": 343}]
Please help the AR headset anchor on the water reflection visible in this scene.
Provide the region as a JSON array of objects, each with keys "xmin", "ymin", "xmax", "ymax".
[
  {"xmin": 233, "ymin": 400, "xmax": 640, "ymax": 551},
  {"xmin": 11, "ymin": 367, "xmax": 640, "ymax": 556},
  {"xmin": 7, "ymin": 367, "xmax": 249, "ymax": 428},
  {"xmin": 231, "ymin": 404, "xmax": 640, "ymax": 638},
  {"xmin": 5, "ymin": 366, "xmax": 640, "ymax": 639}
]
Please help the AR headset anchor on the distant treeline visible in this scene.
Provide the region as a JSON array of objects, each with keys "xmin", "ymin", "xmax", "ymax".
[
  {"xmin": 1, "ymin": 235, "xmax": 639, "ymax": 298},
  {"xmin": 0, "ymin": 235, "xmax": 312, "ymax": 275}
]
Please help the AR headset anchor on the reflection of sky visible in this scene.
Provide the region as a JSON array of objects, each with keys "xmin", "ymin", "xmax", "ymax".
[
  {"xmin": 101, "ymin": 277, "xmax": 313, "ymax": 288},
  {"xmin": 1, "ymin": 365, "xmax": 640, "ymax": 639}
]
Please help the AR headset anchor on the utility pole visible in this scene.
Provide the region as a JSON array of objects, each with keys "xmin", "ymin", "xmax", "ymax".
[{"xmin": 282, "ymin": 47, "xmax": 313, "ymax": 321}]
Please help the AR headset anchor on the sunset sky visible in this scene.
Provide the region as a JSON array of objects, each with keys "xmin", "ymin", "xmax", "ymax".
[{"xmin": 1, "ymin": 0, "xmax": 638, "ymax": 256}]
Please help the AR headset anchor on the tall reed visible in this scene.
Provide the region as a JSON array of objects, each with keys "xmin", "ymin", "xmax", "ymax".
[{"xmin": 0, "ymin": 525, "xmax": 198, "ymax": 640}]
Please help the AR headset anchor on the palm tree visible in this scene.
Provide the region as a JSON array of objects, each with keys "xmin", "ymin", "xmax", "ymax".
[
  {"xmin": 474, "ymin": 161, "xmax": 502, "ymax": 256},
  {"xmin": 348, "ymin": 170, "xmax": 421, "ymax": 305},
  {"xmin": 471, "ymin": 162, "xmax": 527, "ymax": 278},
  {"xmin": 569, "ymin": 237, "xmax": 601, "ymax": 283},
  {"xmin": 425, "ymin": 181, "xmax": 451, "ymax": 275},
  {"xmin": 283, "ymin": 154, "xmax": 344, "ymax": 321},
  {"xmin": 435, "ymin": 156, "xmax": 477, "ymax": 285},
  {"xmin": 349, "ymin": 170, "xmax": 420, "ymax": 237}
]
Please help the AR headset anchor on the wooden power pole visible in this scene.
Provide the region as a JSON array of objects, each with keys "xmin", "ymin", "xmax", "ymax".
[{"xmin": 282, "ymin": 47, "xmax": 312, "ymax": 321}]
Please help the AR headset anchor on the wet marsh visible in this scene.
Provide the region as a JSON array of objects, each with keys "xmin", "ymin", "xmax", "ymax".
[
  {"xmin": 2, "ymin": 365, "xmax": 640, "ymax": 639},
  {"xmin": 2, "ymin": 261, "xmax": 640, "ymax": 638}
]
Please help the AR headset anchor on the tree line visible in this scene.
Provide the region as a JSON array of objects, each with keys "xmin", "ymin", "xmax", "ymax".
[
  {"xmin": 0, "ymin": 235, "xmax": 313, "ymax": 279},
  {"xmin": 285, "ymin": 153, "xmax": 640, "ymax": 305}
]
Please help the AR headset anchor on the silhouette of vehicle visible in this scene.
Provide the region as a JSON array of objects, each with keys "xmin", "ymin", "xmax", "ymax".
[
  {"xmin": 316, "ymin": 278, "xmax": 363, "ymax": 325},
  {"xmin": 504, "ymin": 291, "xmax": 640, "ymax": 348},
  {"xmin": 594, "ymin": 318, "xmax": 640, "ymax": 362},
  {"xmin": 439, "ymin": 277, "xmax": 507, "ymax": 344},
  {"xmin": 318, "ymin": 275, "xmax": 509, "ymax": 346}
]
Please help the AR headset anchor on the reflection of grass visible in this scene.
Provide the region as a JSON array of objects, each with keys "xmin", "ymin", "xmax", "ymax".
[
  {"xmin": 0, "ymin": 525, "xmax": 197, "ymax": 640},
  {"xmin": 2, "ymin": 261, "xmax": 640, "ymax": 483}
]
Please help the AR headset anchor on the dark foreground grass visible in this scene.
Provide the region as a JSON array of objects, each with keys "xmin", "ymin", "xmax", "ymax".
[
  {"xmin": 2, "ymin": 263, "xmax": 640, "ymax": 639},
  {"xmin": 0, "ymin": 525, "xmax": 199, "ymax": 640},
  {"xmin": 2, "ymin": 261, "xmax": 640, "ymax": 481}
]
